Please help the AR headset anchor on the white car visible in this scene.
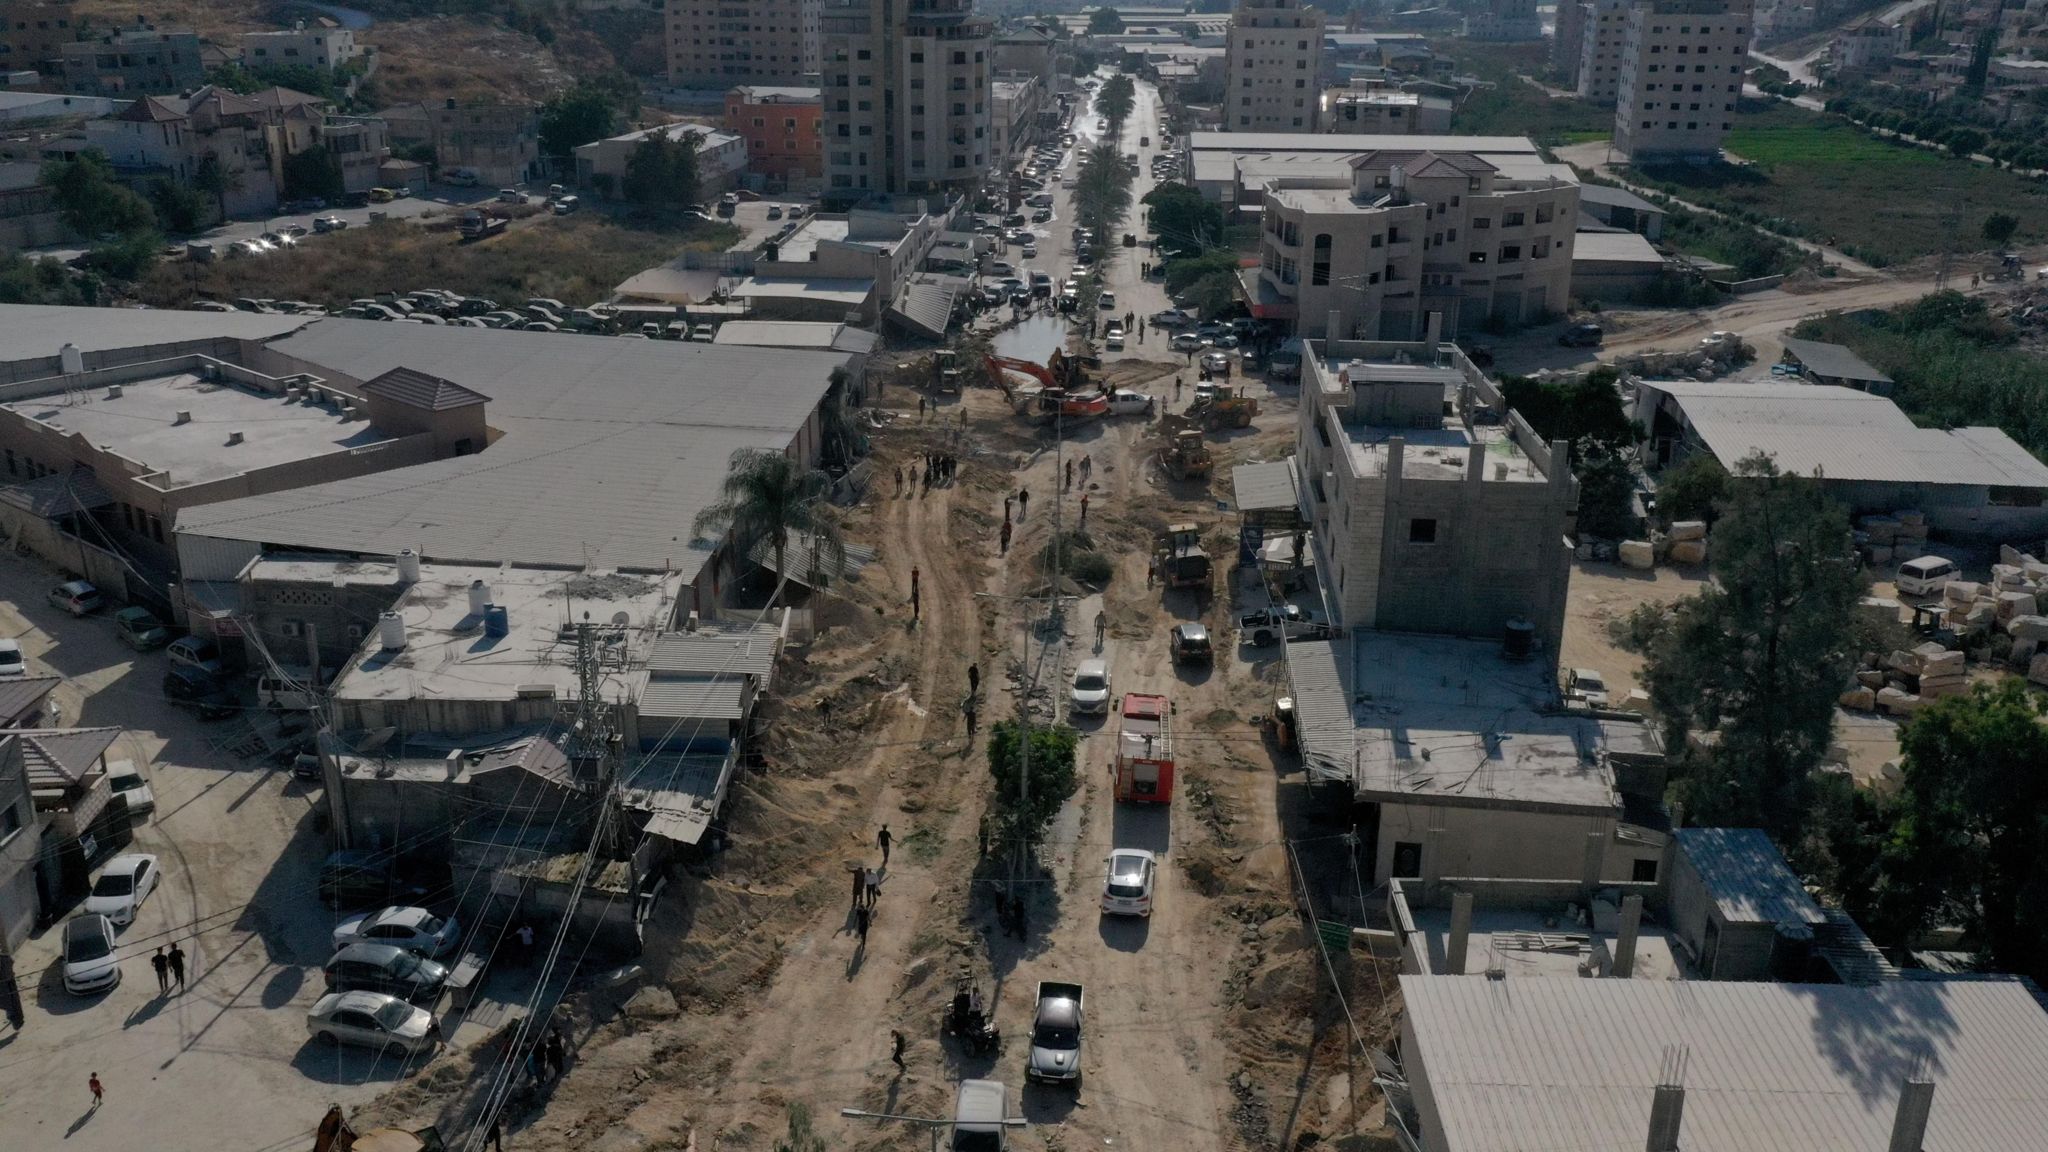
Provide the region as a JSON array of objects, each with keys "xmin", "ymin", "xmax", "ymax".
[
  {"xmin": 1201, "ymin": 351, "xmax": 1231, "ymax": 373},
  {"xmin": 1566, "ymin": 668, "xmax": 1611, "ymax": 708},
  {"xmin": 1152, "ymin": 308, "xmax": 1193, "ymax": 327},
  {"xmin": 62, "ymin": 913, "xmax": 121, "ymax": 994},
  {"xmin": 1170, "ymin": 332, "xmax": 1205, "ymax": 353},
  {"xmin": 1098, "ymin": 291, "xmax": 1117, "ymax": 310},
  {"xmin": 84, "ymin": 853, "xmax": 161, "ymax": 926},
  {"xmin": 1101, "ymin": 848, "xmax": 1157, "ymax": 917},
  {"xmin": 1021, "ymin": 242, "xmax": 1038, "ymax": 258},
  {"xmin": 333, "ymin": 905, "xmax": 459, "ymax": 958},
  {"xmin": 1069, "ymin": 659, "xmax": 1112, "ymax": 716},
  {"xmin": 1106, "ymin": 389, "xmax": 1154, "ymax": 416},
  {"xmin": 306, "ymin": 990, "xmax": 440, "ymax": 1057},
  {"xmin": 0, "ymin": 638, "xmax": 24, "ymax": 678},
  {"xmin": 107, "ymin": 759, "xmax": 155, "ymax": 818},
  {"xmin": 1105, "ymin": 329, "xmax": 1124, "ymax": 350}
]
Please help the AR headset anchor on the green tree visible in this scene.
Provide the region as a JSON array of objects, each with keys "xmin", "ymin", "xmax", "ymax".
[
  {"xmin": 540, "ymin": 82, "xmax": 624, "ymax": 163},
  {"xmin": 620, "ymin": 130, "xmax": 701, "ymax": 207},
  {"xmin": 1884, "ymin": 681, "xmax": 2048, "ymax": 981},
  {"xmin": 1655, "ymin": 451, "xmax": 1729, "ymax": 526},
  {"xmin": 691, "ymin": 447, "xmax": 845, "ymax": 602},
  {"xmin": 1096, "ymin": 74, "xmax": 1136, "ymax": 132},
  {"xmin": 0, "ymin": 252, "xmax": 92, "ymax": 306},
  {"xmin": 1073, "ymin": 141, "xmax": 1134, "ymax": 245},
  {"xmin": 1943, "ymin": 126, "xmax": 1986, "ymax": 157},
  {"xmin": 75, "ymin": 231, "xmax": 162, "ymax": 280},
  {"xmin": 773, "ymin": 1102, "xmax": 828, "ymax": 1152},
  {"xmin": 282, "ymin": 145, "xmax": 345, "ymax": 202},
  {"xmin": 986, "ymin": 719, "xmax": 1081, "ymax": 864},
  {"xmin": 1574, "ymin": 446, "xmax": 1638, "ymax": 540},
  {"xmin": 1983, "ymin": 211, "xmax": 2020, "ymax": 245},
  {"xmin": 1643, "ymin": 454, "xmax": 1866, "ymax": 841},
  {"xmin": 41, "ymin": 151, "xmax": 155, "ymax": 238},
  {"xmin": 1498, "ymin": 366, "xmax": 1634, "ymax": 455},
  {"xmin": 192, "ymin": 153, "xmax": 231, "ymax": 219},
  {"xmin": 146, "ymin": 178, "xmax": 209, "ymax": 234},
  {"xmin": 1087, "ymin": 7, "xmax": 1125, "ymax": 33},
  {"xmin": 1142, "ymin": 182, "xmax": 1224, "ymax": 254}
]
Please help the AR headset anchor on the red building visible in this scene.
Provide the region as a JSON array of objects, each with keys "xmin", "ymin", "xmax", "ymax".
[{"xmin": 723, "ymin": 85, "xmax": 823, "ymax": 188}]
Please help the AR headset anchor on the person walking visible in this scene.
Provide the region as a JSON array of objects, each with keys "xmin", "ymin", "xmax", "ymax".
[
  {"xmin": 865, "ymin": 869, "xmax": 881, "ymax": 910},
  {"xmin": 151, "ymin": 947, "xmax": 169, "ymax": 994},
  {"xmin": 910, "ymin": 583, "xmax": 921, "ymax": 622},
  {"xmin": 1018, "ymin": 487, "xmax": 1030, "ymax": 518},
  {"xmin": 1175, "ymin": 375, "xmax": 1183, "ymax": 401},
  {"xmin": 545, "ymin": 1028, "xmax": 567, "ymax": 1079},
  {"xmin": 878, "ymin": 824, "xmax": 894, "ymax": 866},
  {"xmin": 918, "ymin": 395, "xmax": 926, "ymax": 420},
  {"xmin": 850, "ymin": 863, "xmax": 867, "ymax": 910},
  {"xmin": 894, "ymin": 465, "xmax": 902, "ymax": 494},
  {"xmin": 487, "ymin": 1117, "xmax": 504, "ymax": 1152},
  {"xmin": 910, "ymin": 566, "xmax": 920, "ymax": 603},
  {"xmin": 89, "ymin": 1072, "xmax": 103, "ymax": 1108},
  {"xmin": 1064, "ymin": 459, "xmax": 1074, "ymax": 491},
  {"xmin": 891, "ymin": 1029, "xmax": 907, "ymax": 1070},
  {"xmin": 1094, "ymin": 609, "xmax": 1107, "ymax": 645},
  {"xmin": 999, "ymin": 519, "xmax": 1012, "ymax": 554},
  {"xmin": 1079, "ymin": 492, "xmax": 1090, "ymax": 529},
  {"xmin": 855, "ymin": 904, "xmax": 872, "ymax": 947},
  {"xmin": 167, "ymin": 941, "xmax": 186, "ymax": 991},
  {"xmin": 968, "ymin": 663, "xmax": 980, "ymax": 696},
  {"xmin": 1003, "ymin": 495, "xmax": 1012, "ymax": 522}
]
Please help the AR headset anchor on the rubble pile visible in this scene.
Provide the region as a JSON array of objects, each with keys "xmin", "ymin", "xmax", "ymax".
[
  {"xmin": 1956, "ymin": 542, "xmax": 2048, "ymax": 686},
  {"xmin": 1854, "ymin": 510, "xmax": 1930, "ymax": 568},
  {"xmin": 1841, "ymin": 641, "xmax": 1968, "ymax": 716},
  {"xmin": 1613, "ymin": 335, "xmax": 1752, "ymax": 382}
]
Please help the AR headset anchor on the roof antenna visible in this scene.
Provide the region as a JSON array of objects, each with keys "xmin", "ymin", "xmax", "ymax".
[{"xmin": 1647, "ymin": 1045, "xmax": 1688, "ymax": 1152}]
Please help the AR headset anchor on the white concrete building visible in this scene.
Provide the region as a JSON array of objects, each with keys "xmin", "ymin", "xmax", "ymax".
[
  {"xmin": 1576, "ymin": 0, "xmax": 1634, "ymax": 104},
  {"xmin": 991, "ymin": 74, "xmax": 1042, "ymax": 162},
  {"xmin": 820, "ymin": 0, "xmax": 992, "ymax": 198},
  {"xmin": 1321, "ymin": 89, "xmax": 1452, "ymax": 134},
  {"xmin": 1464, "ymin": 0, "xmax": 1542, "ymax": 41},
  {"xmin": 1246, "ymin": 146, "xmax": 1580, "ymax": 339},
  {"xmin": 1613, "ymin": 0, "xmax": 1752, "ymax": 162},
  {"xmin": 239, "ymin": 23, "xmax": 360, "ymax": 71},
  {"xmin": 666, "ymin": 0, "xmax": 821, "ymax": 88},
  {"xmin": 1226, "ymin": 0, "xmax": 1325, "ymax": 132},
  {"xmin": 571, "ymin": 121, "xmax": 749, "ymax": 196}
]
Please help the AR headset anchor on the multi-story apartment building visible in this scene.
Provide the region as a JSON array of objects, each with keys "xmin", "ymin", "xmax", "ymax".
[
  {"xmin": 1248, "ymin": 148, "xmax": 1579, "ymax": 340},
  {"xmin": 820, "ymin": 0, "xmax": 992, "ymax": 199},
  {"xmin": 1613, "ymin": 0, "xmax": 1751, "ymax": 162},
  {"xmin": 1226, "ymin": 0, "xmax": 1325, "ymax": 132},
  {"xmin": 1552, "ymin": 0, "xmax": 1589, "ymax": 85},
  {"xmin": 0, "ymin": 0, "xmax": 76, "ymax": 76},
  {"xmin": 725, "ymin": 85, "xmax": 824, "ymax": 186},
  {"xmin": 380, "ymin": 99, "xmax": 540, "ymax": 185},
  {"xmin": 240, "ymin": 22, "xmax": 361, "ymax": 71},
  {"xmin": 667, "ymin": 0, "xmax": 820, "ymax": 89},
  {"xmin": 992, "ymin": 74, "xmax": 1043, "ymax": 162},
  {"xmin": 57, "ymin": 25, "xmax": 202, "ymax": 96},
  {"xmin": 1465, "ymin": 0, "xmax": 1543, "ymax": 41},
  {"xmin": 1322, "ymin": 89, "xmax": 1452, "ymax": 134},
  {"xmin": 1576, "ymin": 0, "xmax": 1634, "ymax": 103}
]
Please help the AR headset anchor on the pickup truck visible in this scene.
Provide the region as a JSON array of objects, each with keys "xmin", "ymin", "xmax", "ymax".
[
  {"xmin": 1237, "ymin": 604, "xmax": 1329, "ymax": 647},
  {"xmin": 1027, "ymin": 981, "xmax": 1084, "ymax": 1085},
  {"xmin": 459, "ymin": 210, "xmax": 508, "ymax": 241}
]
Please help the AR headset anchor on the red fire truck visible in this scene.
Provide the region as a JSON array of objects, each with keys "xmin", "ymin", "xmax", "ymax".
[{"xmin": 1112, "ymin": 693, "xmax": 1175, "ymax": 804}]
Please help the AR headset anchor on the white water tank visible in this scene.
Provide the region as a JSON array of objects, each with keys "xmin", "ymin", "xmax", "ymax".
[
  {"xmin": 60, "ymin": 342, "xmax": 84, "ymax": 375},
  {"xmin": 378, "ymin": 611, "xmax": 407, "ymax": 651},
  {"xmin": 396, "ymin": 548, "xmax": 421, "ymax": 583},
  {"xmin": 467, "ymin": 579, "xmax": 491, "ymax": 616}
]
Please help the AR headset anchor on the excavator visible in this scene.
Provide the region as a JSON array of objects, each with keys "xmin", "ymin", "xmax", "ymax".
[
  {"xmin": 985, "ymin": 351, "xmax": 1109, "ymax": 422},
  {"xmin": 1155, "ymin": 414, "xmax": 1213, "ymax": 481}
]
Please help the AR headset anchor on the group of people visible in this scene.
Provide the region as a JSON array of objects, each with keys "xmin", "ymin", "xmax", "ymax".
[
  {"xmin": 894, "ymin": 451, "xmax": 961, "ymax": 496},
  {"xmin": 991, "ymin": 889, "xmax": 1029, "ymax": 943},
  {"xmin": 523, "ymin": 1026, "xmax": 571, "ymax": 1086},
  {"xmin": 149, "ymin": 941, "xmax": 189, "ymax": 994},
  {"xmin": 1062, "ymin": 454, "xmax": 1094, "ymax": 491},
  {"xmin": 849, "ymin": 825, "xmax": 895, "ymax": 948}
]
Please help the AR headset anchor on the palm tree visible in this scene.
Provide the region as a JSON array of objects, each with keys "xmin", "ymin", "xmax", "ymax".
[{"xmin": 693, "ymin": 448, "xmax": 846, "ymax": 603}]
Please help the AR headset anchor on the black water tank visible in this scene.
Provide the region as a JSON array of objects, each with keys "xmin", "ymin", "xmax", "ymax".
[{"xmin": 1503, "ymin": 617, "xmax": 1535, "ymax": 660}]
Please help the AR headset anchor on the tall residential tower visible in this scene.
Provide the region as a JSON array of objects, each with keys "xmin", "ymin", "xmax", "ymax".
[
  {"xmin": 1226, "ymin": 0, "xmax": 1326, "ymax": 132},
  {"xmin": 667, "ymin": 0, "xmax": 822, "ymax": 89},
  {"xmin": 1612, "ymin": 0, "xmax": 1752, "ymax": 162},
  {"xmin": 820, "ymin": 0, "xmax": 993, "ymax": 198}
]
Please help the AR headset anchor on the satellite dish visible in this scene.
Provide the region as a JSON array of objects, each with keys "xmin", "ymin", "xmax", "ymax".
[{"xmin": 611, "ymin": 611, "xmax": 630, "ymax": 627}]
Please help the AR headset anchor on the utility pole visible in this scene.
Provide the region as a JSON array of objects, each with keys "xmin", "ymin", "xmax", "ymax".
[{"xmin": 567, "ymin": 616, "xmax": 624, "ymax": 859}]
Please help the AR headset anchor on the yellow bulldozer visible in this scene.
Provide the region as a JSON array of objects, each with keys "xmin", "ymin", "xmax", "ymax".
[
  {"xmin": 1186, "ymin": 384, "xmax": 1258, "ymax": 431},
  {"xmin": 1156, "ymin": 416, "xmax": 1213, "ymax": 481}
]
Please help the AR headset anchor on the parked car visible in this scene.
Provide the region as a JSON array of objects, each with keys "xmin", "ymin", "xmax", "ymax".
[
  {"xmin": 1895, "ymin": 555, "xmax": 1960, "ymax": 596},
  {"xmin": 1236, "ymin": 604, "xmax": 1327, "ymax": 647},
  {"xmin": 324, "ymin": 942, "xmax": 451, "ymax": 1003},
  {"xmin": 107, "ymin": 759, "xmax": 155, "ymax": 818},
  {"xmin": 691, "ymin": 323, "xmax": 716, "ymax": 342},
  {"xmin": 1558, "ymin": 322, "xmax": 1604, "ymax": 348},
  {"xmin": 1101, "ymin": 848, "xmax": 1156, "ymax": 917},
  {"xmin": 312, "ymin": 215, "xmax": 348, "ymax": 233},
  {"xmin": 306, "ymin": 990, "xmax": 440, "ymax": 1057},
  {"xmin": 333, "ymin": 905, "xmax": 459, "ymax": 959},
  {"xmin": 162, "ymin": 667, "xmax": 237, "ymax": 720},
  {"xmin": 1152, "ymin": 308, "xmax": 1193, "ymax": 327},
  {"xmin": 1201, "ymin": 351, "xmax": 1230, "ymax": 374},
  {"xmin": 1105, "ymin": 328, "xmax": 1124, "ymax": 350},
  {"xmin": 1027, "ymin": 982, "xmax": 1086, "ymax": 1085},
  {"xmin": 1068, "ymin": 659, "xmax": 1112, "ymax": 716},
  {"xmin": 1021, "ymin": 243, "xmax": 1037, "ymax": 258},
  {"xmin": 1565, "ymin": 668, "xmax": 1611, "ymax": 708},
  {"xmin": 952, "ymin": 1080, "xmax": 1011, "ymax": 1152},
  {"xmin": 84, "ymin": 853, "xmax": 160, "ymax": 927},
  {"xmin": 0, "ymin": 639, "xmax": 23, "ymax": 679},
  {"xmin": 1169, "ymin": 622, "xmax": 1213, "ymax": 665},
  {"xmin": 166, "ymin": 635, "xmax": 226, "ymax": 677},
  {"xmin": 1106, "ymin": 387, "xmax": 1153, "ymax": 413},
  {"xmin": 1170, "ymin": 332, "xmax": 1205, "ymax": 353},
  {"xmin": 48, "ymin": 580, "xmax": 103, "ymax": 615},
  {"xmin": 497, "ymin": 188, "xmax": 524, "ymax": 204},
  {"xmin": 766, "ymin": 205, "xmax": 784, "ymax": 220},
  {"xmin": 62, "ymin": 913, "xmax": 121, "ymax": 994}
]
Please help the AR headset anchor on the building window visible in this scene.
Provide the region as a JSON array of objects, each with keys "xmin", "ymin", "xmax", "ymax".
[
  {"xmin": 1473, "ymin": 217, "xmax": 1490, "ymax": 229},
  {"xmin": 1632, "ymin": 858, "xmax": 1659, "ymax": 883},
  {"xmin": 1499, "ymin": 244, "xmax": 1521, "ymax": 262},
  {"xmin": 1469, "ymin": 251, "xmax": 1487, "ymax": 264},
  {"xmin": 1409, "ymin": 518, "xmax": 1438, "ymax": 544},
  {"xmin": 1391, "ymin": 842, "xmax": 1423, "ymax": 879},
  {"xmin": 1311, "ymin": 233, "xmax": 1331, "ymax": 286}
]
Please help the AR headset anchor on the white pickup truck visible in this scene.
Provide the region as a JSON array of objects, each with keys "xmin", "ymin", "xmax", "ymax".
[
  {"xmin": 1237, "ymin": 604, "xmax": 1331, "ymax": 647},
  {"xmin": 1027, "ymin": 981, "xmax": 1085, "ymax": 1086}
]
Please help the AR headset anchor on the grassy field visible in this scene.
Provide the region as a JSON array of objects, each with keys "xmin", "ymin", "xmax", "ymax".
[
  {"xmin": 1436, "ymin": 39, "xmax": 1616, "ymax": 144},
  {"xmin": 1631, "ymin": 102, "xmax": 2048, "ymax": 266},
  {"xmin": 136, "ymin": 213, "xmax": 739, "ymax": 311}
]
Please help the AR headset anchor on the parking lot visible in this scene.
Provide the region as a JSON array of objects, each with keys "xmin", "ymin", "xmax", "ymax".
[{"xmin": 0, "ymin": 557, "xmax": 400, "ymax": 1152}]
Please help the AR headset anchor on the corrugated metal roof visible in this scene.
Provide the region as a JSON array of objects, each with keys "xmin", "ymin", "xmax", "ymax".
[
  {"xmin": 360, "ymin": 366, "xmax": 491, "ymax": 411},
  {"xmin": 888, "ymin": 281, "xmax": 959, "ymax": 340},
  {"xmin": 1573, "ymin": 231, "xmax": 1666, "ymax": 265},
  {"xmin": 175, "ymin": 319, "xmax": 855, "ymax": 577},
  {"xmin": 13, "ymin": 726, "xmax": 121, "ymax": 789},
  {"xmin": 639, "ymin": 678, "xmax": 745, "ymax": 721},
  {"xmin": 1781, "ymin": 337, "xmax": 1894, "ymax": 384},
  {"xmin": 1231, "ymin": 458, "xmax": 1300, "ymax": 513},
  {"xmin": 1645, "ymin": 380, "xmax": 2048, "ymax": 488},
  {"xmin": 647, "ymin": 624, "xmax": 781, "ymax": 679},
  {"xmin": 1578, "ymin": 182, "xmax": 1662, "ymax": 214},
  {"xmin": 619, "ymin": 751, "xmax": 732, "ymax": 846},
  {"xmin": 0, "ymin": 676, "xmax": 58, "ymax": 723},
  {"xmin": 1284, "ymin": 639, "xmax": 1356, "ymax": 783},
  {"xmin": 1675, "ymin": 827, "xmax": 1827, "ymax": 926},
  {"xmin": 1399, "ymin": 973, "xmax": 2048, "ymax": 1152},
  {"xmin": 748, "ymin": 532, "xmax": 876, "ymax": 587},
  {"xmin": 0, "ymin": 305, "xmax": 311, "ymax": 361}
]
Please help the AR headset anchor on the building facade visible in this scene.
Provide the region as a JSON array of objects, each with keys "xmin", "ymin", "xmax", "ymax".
[
  {"xmin": 572, "ymin": 121, "xmax": 749, "ymax": 195},
  {"xmin": 0, "ymin": 0, "xmax": 75, "ymax": 76},
  {"xmin": 1577, "ymin": 0, "xmax": 1634, "ymax": 104},
  {"xmin": 1249, "ymin": 148, "xmax": 1580, "ymax": 340},
  {"xmin": 725, "ymin": 84, "xmax": 824, "ymax": 185},
  {"xmin": 379, "ymin": 100, "xmax": 540, "ymax": 186},
  {"xmin": 1226, "ymin": 0, "xmax": 1325, "ymax": 132},
  {"xmin": 239, "ymin": 23, "xmax": 360, "ymax": 71},
  {"xmin": 1613, "ymin": 0, "xmax": 1751, "ymax": 162},
  {"xmin": 1322, "ymin": 89, "xmax": 1452, "ymax": 133},
  {"xmin": 1465, "ymin": 0, "xmax": 1543, "ymax": 41},
  {"xmin": 821, "ymin": 0, "xmax": 993, "ymax": 199},
  {"xmin": 57, "ymin": 26, "xmax": 202, "ymax": 96},
  {"xmin": 991, "ymin": 74, "xmax": 1042, "ymax": 162},
  {"xmin": 0, "ymin": 734, "xmax": 36, "ymax": 956},
  {"xmin": 1551, "ymin": 0, "xmax": 1589, "ymax": 85},
  {"xmin": 666, "ymin": 0, "xmax": 820, "ymax": 89}
]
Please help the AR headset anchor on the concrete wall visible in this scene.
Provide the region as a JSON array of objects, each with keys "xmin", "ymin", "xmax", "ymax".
[
  {"xmin": 0, "ymin": 501, "xmax": 136, "ymax": 601},
  {"xmin": 1372, "ymin": 800, "xmax": 1661, "ymax": 885},
  {"xmin": 1667, "ymin": 841, "xmax": 1778, "ymax": 980},
  {"xmin": 238, "ymin": 572, "xmax": 404, "ymax": 677},
  {"xmin": 0, "ymin": 735, "xmax": 39, "ymax": 953}
]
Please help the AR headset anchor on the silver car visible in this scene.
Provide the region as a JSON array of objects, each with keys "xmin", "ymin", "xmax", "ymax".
[
  {"xmin": 1068, "ymin": 659, "xmax": 1111, "ymax": 716},
  {"xmin": 306, "ymin": 989, "xmax": 440, "ymax": 1056}
]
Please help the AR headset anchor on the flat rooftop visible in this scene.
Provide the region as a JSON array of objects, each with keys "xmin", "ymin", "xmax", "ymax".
[
  {"xmin": 332, "ymin": 564, "xmax": 681, "ymax": 706},
  {"xmin": 243, "ymin": 552, "xmax": 405, "ymax": 588},
  {"xmin": 1, "ymin": 372, "xmax": 390, "ymax": 488},
  {"xmin": 1343, "ymin": 421, "xmax": 1544, "ymax": 482},
  {"xmin": 1288, "ymin": 634, "xmax": 1655, "ymax": 811},
  {"xmin": 1408, "ymin": 900, "xmax": 1693, "ymax": 980},
  {"xmin": 772, "ymin": 216, "xmax": 849, "ymax": 262}
]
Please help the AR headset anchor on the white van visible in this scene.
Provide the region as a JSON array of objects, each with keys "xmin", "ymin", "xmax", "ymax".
[
  {"xmin": 257, "ymin": 666, "xmax": 325, "ymax": 711},
  {"xmin": 552, "ymin": 195, "xmax": 580, "ymax": 216},
  {"xmin": 1895, "ymin": 555, "xmax": 1959, "ymax": 596}
]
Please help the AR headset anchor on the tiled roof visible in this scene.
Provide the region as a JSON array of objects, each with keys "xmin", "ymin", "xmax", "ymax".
[{"xmin": 360, "ymin": 366, "xmax": 492, "ymax": 411}]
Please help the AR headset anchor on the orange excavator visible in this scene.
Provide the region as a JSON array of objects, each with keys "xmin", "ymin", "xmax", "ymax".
[{"xmin": 985, "ymin": 352, "xmax": 1108, "ymax": 422}]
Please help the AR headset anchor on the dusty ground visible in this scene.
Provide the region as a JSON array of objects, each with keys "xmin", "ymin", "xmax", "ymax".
[{"xmin": 1557, "ymin": 560, "xmax": 1708, "ymax": 701}]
